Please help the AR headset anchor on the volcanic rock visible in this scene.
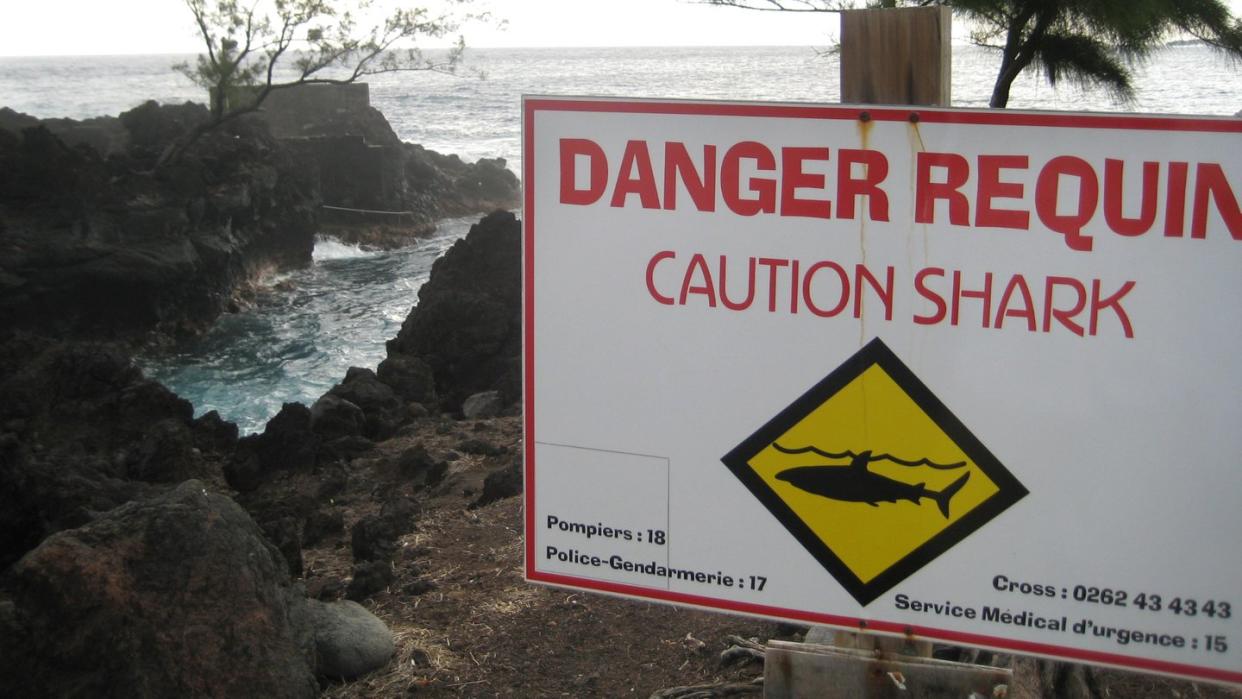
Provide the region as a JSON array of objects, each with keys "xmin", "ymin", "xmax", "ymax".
[
  {"xmin": 245, "ymin": 84, "xmax": 520, "ymax": 245},
  {"xmin": 387, "ymin": 210, "xmax": 521, "ymax": 411},
  {"xmin": 328, "ymin": 367, "xmax": 405, "ymax": 440},
  {"xmin": 0, "ymin": 480, "xmax": 319, "ymax": 697},
  {"xmin": 0, "ymin": 337, "xmax": 234, "ymax": 568},
  {"xmin": 311, "ymin": 392, "xmax": 367, "ymax": 440},
  {"xmin": 350, "ymin": 496, "xmax": 418, "ymax": 564},
  {"xmin": 346, "ymin": 560, "xmax": 396, "ymax": 601},
  {"xmin": 226, "ymin": 402, "xmax": 318, "ymax": 491},
  {"xmin": 0, "ymin": 102, "xmax": 318, "ymax": 343},
  {"xmin": 397, "ymin": 443, "xmax": 448, "ymax": 489},
  {"xmin": 470, "ymin": 456, "xmax": 524, "ymax": 509},
  {"xmin": 376, "ymin": 352, "xmax": 437, "ymax": 404}
]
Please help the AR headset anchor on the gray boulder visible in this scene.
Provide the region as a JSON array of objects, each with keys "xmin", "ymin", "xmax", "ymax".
[
  {"xmin": 311, "ymin": 392, "xmax": 367, "ymax": 439},
  {"xmin": 301, "ymin": 599, "xmax": 395, "ymax": 679},
  {"xmin": 462, "ymin": 390, "xmax": 504, "ymax": 419}
]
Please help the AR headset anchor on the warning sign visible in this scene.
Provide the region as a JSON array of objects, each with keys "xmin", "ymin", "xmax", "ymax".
[
  {"xmin": 722, "ymin": 337, "xmax": 1027, "ymax": 605},
  {"xmin": 523, "ymin": 96, "xmax": 1242, "ymax": 686}
]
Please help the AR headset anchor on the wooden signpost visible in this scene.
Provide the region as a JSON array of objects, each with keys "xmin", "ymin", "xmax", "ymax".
[
  {"xmin": 773, "ymin": 8, "xmax": 971, "ymax": 696},
  {"xmin": 841, "ymin": 6, "xmax": 952, "ymax": 107}
]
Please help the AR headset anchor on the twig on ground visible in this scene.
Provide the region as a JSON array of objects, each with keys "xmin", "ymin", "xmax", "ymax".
[
  {"xmin": 649, "ymin": 678, "xmax": 763, "ymax": 698},
  {"xmin": 720, "ymin": 635, "xmax": 766, "ymax": 666}
]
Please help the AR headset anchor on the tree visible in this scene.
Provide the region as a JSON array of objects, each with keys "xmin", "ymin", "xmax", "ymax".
[
  {"xmin": 164, "ymin": 0, "xmax": 472, "ymax": 165},
  {"xmin": 701, "ymin": 0, "xmax": 1242, "ymax": 108}
]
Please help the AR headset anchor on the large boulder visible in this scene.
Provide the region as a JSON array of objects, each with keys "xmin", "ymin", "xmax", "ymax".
[
  {"xmin": 310, "ymin": 392, "xmax": 367, "ymax": 440},
  {"xmin": 0, "ymin": 337, "xmax": 235, "ymax": 568},
  {"xmin": 0, "ymin": 481, "xmax": 319, "ymax": 698},
  {"xmin": 376, "ymin": 351, "xmax": 437, "ymax": 404},
  {"xmin": 327, "ymin": 367, "xmax": 404, "ymax": 440},
  {"xmin": 226, "ymin": 402, "xmax": 318, "ymax": 491},
  {"xmin": 387, "ymin": 210, "xmax": 521, "ymax": 410}
]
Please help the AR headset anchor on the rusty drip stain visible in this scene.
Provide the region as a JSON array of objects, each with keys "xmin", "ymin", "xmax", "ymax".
[
  {"xmin": 907, "ymin": 119, "xmax": 926, "ymax": 152},
  {"xmin": 856, "ymin": 115, "xmax": 873, "ymax": 349},
  {"xmin": 907, "ymin": 120, "xmax": 931, "ymax": 270},
  {"xmin": 858, "ymin": 217, "xmax": 867, "ymax": 347},
  {"xmin": 857, "ymin": 114, "xmax": 874, "ymax": 150}
]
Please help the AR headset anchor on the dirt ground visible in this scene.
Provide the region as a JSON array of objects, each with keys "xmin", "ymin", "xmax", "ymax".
[
  {"xmin": 299, "ymin": 415, "xmax": 777, "ymax": 698},
  {"xmin": 297, "ymin": 415, "xmax": 1239, "ymax": 698}
]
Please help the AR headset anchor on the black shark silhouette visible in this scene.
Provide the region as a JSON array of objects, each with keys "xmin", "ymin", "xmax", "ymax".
[{"xmin": 776, "ymin": 450, "xmax": 970, "ymax": 518}]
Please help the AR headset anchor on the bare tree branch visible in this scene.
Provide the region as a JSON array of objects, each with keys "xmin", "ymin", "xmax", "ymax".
[{"xmin": 163, "ymin": 0, "xmax": 472, "ymax": 168}]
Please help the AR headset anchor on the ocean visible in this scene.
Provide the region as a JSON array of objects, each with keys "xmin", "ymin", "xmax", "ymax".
[
  {"xmin": 1, "ymin": 45, "xmax": 1237, "ymax": 432},
  {"xmin": 3, "ymin": 44, "xmax": 1239, "ymax": 170}
]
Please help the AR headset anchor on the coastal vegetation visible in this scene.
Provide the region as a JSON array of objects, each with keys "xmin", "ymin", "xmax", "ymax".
[
  {"xmin": 164, "ymin": 0, "xmax": 476, "ymax": 166},
  {"xmin": 703, "ymin": 0, "xmax": 1242, "ymax": 107}
]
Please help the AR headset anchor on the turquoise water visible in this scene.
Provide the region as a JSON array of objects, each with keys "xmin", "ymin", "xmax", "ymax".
[{"xmin": 141, "ymin": 221, "xmax": 472, "ymax": 434}]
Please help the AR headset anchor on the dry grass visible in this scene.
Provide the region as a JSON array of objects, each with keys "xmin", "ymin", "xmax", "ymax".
[{"xmin": 310, "ymin": 415, "xmax": 1237, "ymax": 698}]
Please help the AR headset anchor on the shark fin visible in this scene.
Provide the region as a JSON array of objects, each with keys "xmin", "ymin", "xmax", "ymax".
[
  {"xmin": 850, "ymin": 451, "xmax": 872, "ymax": 470},
  {"xmin": 933, "ymin": 471, "xmax": 971, "ymax": 518}
]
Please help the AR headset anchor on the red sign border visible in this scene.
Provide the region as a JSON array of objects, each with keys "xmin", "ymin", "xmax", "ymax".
[{"xmin": 521, "ymin": 96, "xmax": 1242, "ymax": 686}]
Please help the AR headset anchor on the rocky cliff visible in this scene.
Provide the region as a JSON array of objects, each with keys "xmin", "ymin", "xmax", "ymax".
[
  {"xmin": 0, "ymin": 102, "xmax": 318, "ymax": 343},
  {"xmin": 0, "ymin": 89, "xmax": 521, "ymax": 345},
  {"xmin": 252, "ymin": 84, "xmax": 520, "ymax": 247},
  {"xmin": 385, "ymin": 209, "xmax": 522, "ymax": 411}
]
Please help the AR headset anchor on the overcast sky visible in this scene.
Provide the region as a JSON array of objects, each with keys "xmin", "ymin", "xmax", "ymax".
[
  {"xmin": 3, "ymin": 0, "xmax": 1241, "ymax": 57},
  {"xmin": 0, "ymin": 0, "xmax": 838, "ymax": 56}
]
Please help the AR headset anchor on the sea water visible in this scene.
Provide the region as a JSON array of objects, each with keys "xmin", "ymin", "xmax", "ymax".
[
  {"xmin": 137, "ymin": 221, "xmax": 469, "ymax": 434},
  {"xmin": 3, "ymin": 44, "xmax": 1237, "ymax": 166},
  {"xmin": 1, "ymin": 45, "xmax": 1236, "ymax": 432}
]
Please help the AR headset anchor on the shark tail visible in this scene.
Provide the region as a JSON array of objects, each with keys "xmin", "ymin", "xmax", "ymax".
[{"xmin": 933, "ymin": 471, "xmax": 971, "ymax": 518}]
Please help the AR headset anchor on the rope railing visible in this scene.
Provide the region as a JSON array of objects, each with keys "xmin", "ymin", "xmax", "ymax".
[{"xmin": 321, "ymin": 205, "xmax": 416, "ymax": 216}]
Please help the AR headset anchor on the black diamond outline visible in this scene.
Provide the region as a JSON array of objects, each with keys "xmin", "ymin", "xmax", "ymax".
[{"xmin": 721, "ymin": 337, "xmax": 1028, "ymax": 606}]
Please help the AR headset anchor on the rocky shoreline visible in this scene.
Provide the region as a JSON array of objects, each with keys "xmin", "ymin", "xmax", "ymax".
[
  {"xmin": 0, "ymin": 94, "xmax": 532, "ymax": 694},
  {"xmin": 0, "ymin": 89, "xmax": 519, "ymax": 346},
  {"xmin": 0, "ymin": 209, "xmax": 525, "ymax": 695}
]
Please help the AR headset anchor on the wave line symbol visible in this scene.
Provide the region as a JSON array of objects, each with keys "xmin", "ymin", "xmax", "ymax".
[{"xmin": 771, "ymin": 442, "xmax": 967, "ymax": 470}]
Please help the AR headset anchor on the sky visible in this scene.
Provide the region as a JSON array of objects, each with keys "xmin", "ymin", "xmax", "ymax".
[
  {"xmin": 0, "ymin": 0, "xmax": 838, "ymax": 57},
  {"xmin": 3, "ymin": 0, "xmax": 1241, "ymax": 57}
]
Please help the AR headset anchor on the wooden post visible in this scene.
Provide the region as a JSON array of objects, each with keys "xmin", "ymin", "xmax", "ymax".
[
  {"xmin": 763, "ymin": 9, "xmax": 962, "ymax": 696},
  {"xmin": 831, "ymin": 8, "xmax": 951, "ymax": 662},
  {"xmin": 840, "ymin": 6, "xmax": 951, "ymax": 106},
  {"xmin": 764, "ymin": 641, "xmax": 1012, "ymax": 699}
]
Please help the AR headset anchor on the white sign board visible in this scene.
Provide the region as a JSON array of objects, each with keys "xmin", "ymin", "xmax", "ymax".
[{"xmin": 521, "ymin": 96, "xmax": 1241, "ymax": 685}]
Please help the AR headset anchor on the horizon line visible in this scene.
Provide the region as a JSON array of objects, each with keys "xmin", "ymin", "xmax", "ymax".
[{"xmin": 0, "ymin": 38, "xmax": 1214, "ymax": 60}]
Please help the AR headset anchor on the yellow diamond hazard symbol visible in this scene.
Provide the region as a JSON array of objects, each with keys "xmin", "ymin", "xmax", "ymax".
[{"xmin": 722, "ymin": 338, "xmax": 1027, "ymax": 606}]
